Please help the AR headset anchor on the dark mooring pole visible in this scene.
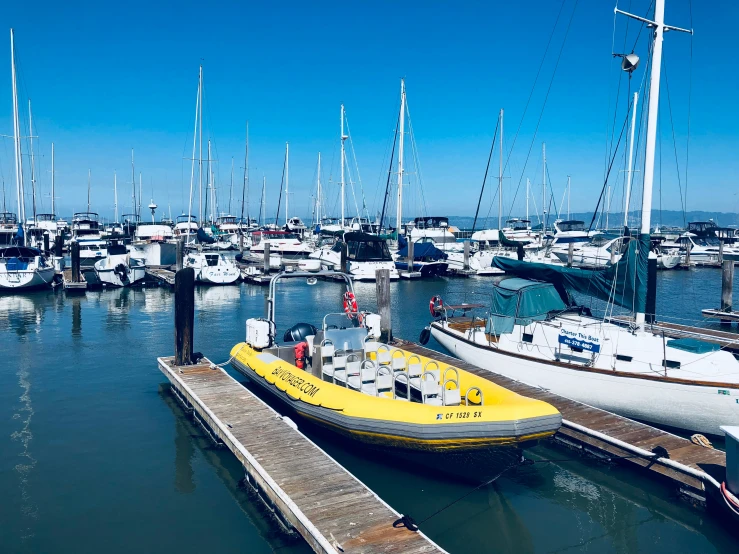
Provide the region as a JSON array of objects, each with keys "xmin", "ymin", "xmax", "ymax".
[
  {"xmin": 375, "ymin": 268, "xmax": 392, "ymax": 343},
  {"xmin": 721, "ymin": 260, "xmax": 734, "ymax": 325},
  {"xmin": 175, "ymin": 267, "xmax": 195, "ymax": 366},
  {"xmin": 71, "ymin": 241, "xmax": 81, "ymax": 283},
  {"xmin": 175, "ymin": 238, "xmax": 184, "ymax": 271},
  {"xmin": 646, "ymin": 256, "xmax": 657, "ymax": 324}
]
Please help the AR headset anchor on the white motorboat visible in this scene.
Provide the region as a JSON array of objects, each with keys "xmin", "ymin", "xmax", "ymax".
[
  {"xmin": 309, "ymin": 231, "xmax": 398, "ymax": 281},
  {"xmin": 405, "ymin": 216, "xmax": 458, "ymax": 247},
  {"xmin": 185, "ymin": 252, "xmax": 240, "ymax": 284},
  {"xmin": 94, "ymin": 241, "xmax": 146, "ymax": 287},
  {"xmin": 0, "ymin": 246, "xmax": 55, "ymax": 290},
  {"xmin": 248, "ymin": 230, "xmax": 314, "ymax": 266},
  {"xmin": 662, "ymin": 233, "xmax": 739, "ymax": 267},
  {"xmin": 75, "ymin": 238, "xmax": 108, "ymax": 267},
  {"xmin": 0, "ymin": 212, "xmax": 20, "ymax": 247},
  {"xmin": 552, "ymin": 234, "xmax": 623, "ymax": 268},
  {"xmin": 173, "ymin": 214, "xmax": 199, "ymax": 244}
]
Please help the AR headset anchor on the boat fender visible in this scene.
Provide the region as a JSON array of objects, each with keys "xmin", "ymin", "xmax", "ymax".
[
  {"xmin": 419, "ymin": 327, "xmax": 431, "ymax": 345},
  {"xmin": 429, "ymin": 295, "xmax": 444, "ymax": 317},
  {"xmin": 651, "ymin": 445, "xmax": 670, "ymax": 459},
  {"xmin": 192, "ymin": 352, "xmax": 204, "ymax": 363},
  {"xmin": 294, "ymin": 341, "xmax": 308, "ymax": 370},
  {"xmin": 392, "ymin": 514, "xmax": 419, "ymax": 532}
]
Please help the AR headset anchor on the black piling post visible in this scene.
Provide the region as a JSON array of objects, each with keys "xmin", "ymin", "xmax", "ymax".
[
  {"xmin": 175, "ymin": 238, "xmax": 184, "ymax": 271},
  {"xmin": 54, "ymin": 236, "xmax": 63, "ymax": 257},
  {"xmin": 43, "ymin": 233, "xmax": 50, "ymax": 256},
  {"xmin": 721, "ymin": 260, "xmax": 734, "ymax": 325},
  {"xmin": 71, "ymin": 241, "xmax": 81, "ymax": 283},
  {"xmin": 340, "ymin": 241, "xmax": 348, "ymax": 274},
  {"xmin": 175, "ymin": 267, "xmax": 195, "ymax": 366}
]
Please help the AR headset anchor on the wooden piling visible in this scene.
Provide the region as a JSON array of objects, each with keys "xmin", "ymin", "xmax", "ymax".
[
  {"xmin": 646, "ymin": 256, "xmax": 657, "ymax": 324},
  {"xmin": 239, "ymin": 232, "xmax": 244, "ymax": 254},
  {"xmin": 54, "ymin": 235, "xmax": 63, "ymax": 257},
  {"xmin": 567, "ymin": 242, "xmax": 574, "ymax": 267},
  {"xmin": 463, "ymin": 240, "xmax": 470, "ymax": 270},
  {"xmin": 263, "ymin": 242, "xmax": 271, "ymax": 273},
  {"xmin": 376, "ymin": 268, "xmax": 392, "ymax": 343},
  {"xmin": 721, "ymin": 260, "xmax": 734, "ymax": 325},
  {"xmin": 174, "ymin": 267, "xmax": 195, "ymax": 366},
  {"xmin": 685, "ymin": 241, "xmax": 691, "ymax": 267},
  {"xmin": 408, "ymin": 239, "xmax": 414, "ymax": 272},
  {"xmin": 175, "ymin": 238, "xmax": 184, "ymax": 271},
  {"xmin": 43, "ymin": 233, "xmax": 50, "ymax": 256},
  {"xmin": 719, "ymin": 240, "xmax": 725, "ymax": 265},
  {"xmin": 71, "ymin": 241, "xmax": 81, "ymax": 283},
  {"xmin": 340, "ymin": 241, "xmax": 348, "ymax": 273}
]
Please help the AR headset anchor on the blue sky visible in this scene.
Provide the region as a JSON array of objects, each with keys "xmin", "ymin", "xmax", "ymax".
[{"xmin": 1, "ymin": 0, "xmax": 736, "ymax": 223}]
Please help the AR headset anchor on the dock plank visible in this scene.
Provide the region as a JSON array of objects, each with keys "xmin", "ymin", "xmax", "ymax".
[{"xmin": 158, "ymin": 356, "xmax": 445, "ymax": 554}]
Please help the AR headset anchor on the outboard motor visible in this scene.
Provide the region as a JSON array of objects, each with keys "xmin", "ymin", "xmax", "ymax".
[{"xmin": 283, "ymin": 322, "xmax": 318, "ymax": 343}]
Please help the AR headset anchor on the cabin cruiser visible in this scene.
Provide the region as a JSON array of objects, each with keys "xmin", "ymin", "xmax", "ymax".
[
  {"xmin": 285, "ymin": 216, "xmax": 307, "ymax": 236},
  {"xmin": 310, "ymin": 232, "xmax": 398, "ymax": 281},
  {"xmin": 248, "ymin": 230, "xmax": 314, "ymax": 266},
  {"xmin": 173, "ymin": 215, "xmax": 199, "ymax": 244},
  {"xmin": 185, "ymin": 251, "xmax": 240, "ymax": 284},
  {"xmin": 75, "ymin": 239, "xmax": 108, "ymax": 266},
  {"xmin": 0, "ymin": 213, "xmax": 20, "ymax": 247},
  {"xmin": 552, "ymin": 234, "xmax": 624, "ymax": 268},
  {"xmin": 72, "ymin": 212, "xmax": 103, "ymax": 241},
  {"xmin": 229, "ymin": 270, "xmax": 561, "ymax": 480},
  {"xmin": 94, "ymin": 240, "xmax": 146, "ymax": 287},
  {"xmin": 405, "ymin": 216, "xmax": 458, "ymax": 247},
  {"xmin": 662, "ymin": 233, "xmax": 739, "ymax": 267},
  {"xmin": 428, "ymin": 236, "xmax": 739, "ymax": 436},
  {"xmin": 523, "ymin": 219, "xmax": 591, "ymax": 264},
  {"xmin": 0, "ymin": 246, "xmax": 56, "ymax": 290},
  {"xmin": 128, "ymin": 222, "xmax": 176, "ymax": 266},
  {"xmin": 26, "ymin": 214, "xmax": 60, "ymax": 250},
  {"xmin": 394, "ymin": 239, "xmax": 448, "ymax": 277}
]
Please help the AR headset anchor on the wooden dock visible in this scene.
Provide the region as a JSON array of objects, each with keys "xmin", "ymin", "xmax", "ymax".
[
  {"xmin": 62, "ymin": 267, "xmax": 87, "ymax": 292},
  {"xmin": 146, "ymin": 266, "xmax": 176, "ymax": 287},
  {"xmin": 398, "ymin": 341, "xmax": 727, "ymax": 506},
  {"xmin": 158, "ymin": 356, "xmax": 446, "ymax": 554}
]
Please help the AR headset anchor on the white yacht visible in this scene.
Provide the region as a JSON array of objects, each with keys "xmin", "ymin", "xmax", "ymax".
[
  {"xmin": 310, "ymin": 232, "xmax": 398, "ymax": 281},
  {"xmin": 185, "ymin": 252, "xmax": 240, "ymax": 284},
  {"xmin": 0, "ymin": 212, "xmax": 19, "ymax": 247},
  {"xmin": 405, "ymin": 216, "xmax": 458, "ymax": 248},
  {"xmin": 0, "ymin": 246, "xmax": 55, "ymax": 290},
  {"xmin": 248, "ymin": 230, "xmax": 314, "ymax": 266},
  {"xmin": 94, "ymin": 240, "xmax": 146, "ymax": 287},
  {"xmin": 76, "ymin": 238, "xmax": 108, "ymax": 267},
  {"xmin": 662, "ymin": 233, "xmax": 739, "ymax": 267},
  {"xmin": 173, "ymin": 214, "xmax": 199, "ymax": 244},
  {"xmin": 128, "ymin": 222, "xmax": 176, "ymax": 266}
]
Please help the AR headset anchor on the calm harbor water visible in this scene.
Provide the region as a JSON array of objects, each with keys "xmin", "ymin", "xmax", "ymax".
[{"xmin": 1, "ymin": 268, "xmax": 737, "ymax": 553}]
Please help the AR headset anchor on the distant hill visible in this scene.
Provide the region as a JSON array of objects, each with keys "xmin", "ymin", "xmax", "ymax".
[{"xmin": 446, "ymin": 210, "xmax": 739, "ymax": 230}]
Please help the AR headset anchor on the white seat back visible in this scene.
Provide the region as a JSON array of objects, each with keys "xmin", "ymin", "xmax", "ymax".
[
  {"xmin": 377, "ymin": 344, "xmax": 392, "ymax": 365},
  {"xmin": 407, "ymin": 355, "xmax": 423, "ymax": 377},
  {"xmin": 391, "ymin": 350, "xmax": 407, "ymax": 371}
]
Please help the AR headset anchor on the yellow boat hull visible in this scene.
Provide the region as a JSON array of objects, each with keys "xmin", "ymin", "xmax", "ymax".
[{"xmin": 230, "ymin": 343, "xmax": 561, "ymax": 454}]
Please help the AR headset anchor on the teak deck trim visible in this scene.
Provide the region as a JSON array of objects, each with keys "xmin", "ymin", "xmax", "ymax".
[
  {"xmin": 158, "ymin": 356, "xmax": 446, "ymax": 554},
  {"xmin": 397, "ymin": 341, "xmax": 727, "ymax": 501}
]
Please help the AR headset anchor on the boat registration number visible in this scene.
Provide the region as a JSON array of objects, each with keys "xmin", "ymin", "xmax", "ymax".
[{"xmin": 439, "ymin": 411, "xmax": 483, "ymax": 420}]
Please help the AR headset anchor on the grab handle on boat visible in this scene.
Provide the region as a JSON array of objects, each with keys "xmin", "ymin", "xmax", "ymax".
[
  {"xmin": 443, "ymin": 367, "xmax": 459, "ymax": 384},
  {"xmin": 420, "ymin": 371, "xmax": 440, "ymax": 404},
  {"xmin": 375, "ymin": 365, "xmax": 392, "ymax": 396},
  {"xmin": 424, "ymin": 360, "xmax": 440, "ymax": 373},
  {"xmin": 443, "ymin": 379, "xmax": 461, "ymax": 406},
  {"xmin": 392, "ymin": 372, "xmax": 410, "ymax": 401},
  {"xmin": 465, "ymin": 386, "xmax": 484, "ymax": 406}
]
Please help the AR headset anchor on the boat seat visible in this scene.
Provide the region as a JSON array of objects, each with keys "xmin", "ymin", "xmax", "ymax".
[
  {"xmin": 420, "ymin": 370, "xmax": 441, "ymax": 404},
  {"xmin": 407, "ymin": 355, "xmax": 423, "ymax": 378},
  {"xmin": 390, "ymin": 349, "xmax": 407, "ymax": 372},
  {"xmin": 364, "ymin": 337, "xmax": 380, "ymax": 360},
  {"xmin": 442, "ymin": 379, "xmax": 462, "ymax": 406},
  {"xmin": 376, "ymin": 344, "xmax": 392, "ymax": 367}
]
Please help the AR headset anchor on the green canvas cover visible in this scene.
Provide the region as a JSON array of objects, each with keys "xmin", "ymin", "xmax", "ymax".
[
  {"xmin": 667, "ymin": 338, "xmax": 721, "ymax": 354},
  {"xmin": 486, "ymin": 278, "xmax": 567, "ymax": 335},
  {"xmin": 492, "ymin": 233, "xmax": 649, "ymax": 313}
]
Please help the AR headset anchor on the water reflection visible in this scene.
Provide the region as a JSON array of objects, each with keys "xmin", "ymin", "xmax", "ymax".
[{"xmin": 0, "ymin": 294, "xmax": 45, "ymax": 336}]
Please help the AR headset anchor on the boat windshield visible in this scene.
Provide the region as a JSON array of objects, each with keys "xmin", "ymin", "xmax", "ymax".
[
  {"xmin": 557, "ymin": 220, "xmax": 585, "ymax": 232},
  {"xmin": 348, "ymin": 240, "xmax": 391, "ymax": 261}
]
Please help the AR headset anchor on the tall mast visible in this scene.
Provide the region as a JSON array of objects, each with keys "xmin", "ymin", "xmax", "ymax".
[
  {"xmin": 616, "ymin": 0, "xmax": 692, "ymax": 327},
  {"xmin": 285, "ymin": 142, "xmax": 289, "ymax": 225},
  {"xmin": 340, "ymin": 104, "xmax": 346, "ymax": 227},
  {"xmin": 396, "ymin": 79, "xmax": 406, "ymax": 234},
  {"xmin": 87, "ymin": 169, "xmax": 91, "ymax": 213},
  {"xmin": 623, "ymin": 92, "xmax": 639, "ymax": 228},
  {"xmin": 10, "ymin": 29, "xmax": 25, "ymax": 231},
  {"xmin": 28, "ymin": 100, "xmax": 37, "ymax": 221},
  {"xmin": 207, "ymin": 139, "xmax": 212, "ymax": 223},
  {"xmin": 51, "ymin": 142, "xmax": 55, "ymax": 217},
  {"xmin": 526, "ymin": 178, "xmax": 530, "ymax": 222},
  {"xmin": 317, "ymin": 152, "xmax": 322, "ymax": 224},
  {"xmin": 240, "ymin": 121, "xmax": 249, "ymax": 223},
  {"xmin": 498, "ymin": 109, "xmax": 504, "ymax": 231},
  {"xmin": 260, "ymin": 175, "xmax": 265, "ymax": 227},
  {"xmin": 138, "ymin": 172, "xmax": 142, "ymax": 219},
  {"xmin": 198, "ymin": 65, "xmax": 203, "ymax": 225},
  {"xmin": 542, "ymin": 143, "xmax": 546, "ymax": 230},
  {"xmin": 114, "ymin": 172, "xmax": 118, "ymax": 223},
  {"xmin": 131, "ymin": 149, "xmax": 136, "ymax": 218},
  {"xmin": 187, "ymin": 74, "xmax": 199, "ymax": 237},
  {"xmin": 229, "ymin": 157, "xmax": 234, "ymax": 215},
  {"xmin": 567, "ymin": 175, "xmax": 571, "ymax": 220}
]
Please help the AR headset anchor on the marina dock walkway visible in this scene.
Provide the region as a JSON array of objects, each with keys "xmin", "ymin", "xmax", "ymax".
[
  {"xmin": 399, "ymin": 341, "xmax": 727, "ymax": 504},
  {"xmin": 158, "ymin": 356, "xmax": 446, "ymax": 554}
]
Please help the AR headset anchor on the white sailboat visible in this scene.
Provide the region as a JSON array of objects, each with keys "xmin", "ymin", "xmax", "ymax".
[
  {"xmin": 94, "ymin": 240, "xmax": 146, "ymax": 287},
  {"xmin": 427, "ymin": 2, "xmax": 739, "ymax": 436},
  {"xmin": 185, "ymin": 252, "xmax": 240, "ymax": 284}
]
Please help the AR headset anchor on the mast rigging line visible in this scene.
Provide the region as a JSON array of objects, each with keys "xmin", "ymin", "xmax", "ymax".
[
  {"xmin": 378, "ymin": 109, "xmax": 401, "ymax": 232},
  {"xmin": 661, "ymin": 54, "xmax": 687, "ymax": 227},
  {"xmin": 588, "ymin": 98, "xmax": 632, "ymax": 233},
  {"xmin": 274, "ymin": 147, "xmax": 287, "ymax": 227},
  {"xmin": 471, "ymin": 116, "xmax": 500, "ymax": 234},
  {"xmin": 506, "ymin": 0, "xmax": 580, "ymax": 220}
]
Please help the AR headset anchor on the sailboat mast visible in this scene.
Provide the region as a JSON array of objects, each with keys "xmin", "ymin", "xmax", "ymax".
[
  {"xmin": 542, "ymin": 143, "xmax": 546, "ymax": 230},
  {"xmin": 260, "ymin": 175, "xmax": 265, "ymax": 227},
  {"xmin": 114, "ymin": 172, "xmax": 118, "ymax": 223},
  {"xmin": 207, "ymin": 139, "xmax": 212, "ymax": 223},
  {"xmin": 10, "ymin": 29, "xmax": 25, "ymax": 231},
  {"xmin": 51, "ymin": 142, "xmax": 55, "ymax": 217},
  {"xmin": 526, "ymin": 178, "xmax": 530, "ymax": 222},
  {"xmin": 317, "ymin": 152, "xmax": 321, "ymax": 224},
  {"xmin": 229, "ymin": 157, "xmax": 234, "ymax": 215},
  {"xmin": 498, "ymin": 109, "xmax": 503, "ymax": 231},
  {"xmin": 241, "ymin": 122, "xmax": 248, "ymax": 223},
  {"xmin": 87, "ymin": 169, "xmax": 91, "ymax": 213},
  {"xmin": 198, "ymin": 65, "xmax": 203, "ymax": 225},
  {"xmin": 285, "ymin": 142, "xmax": 289, "ymax": 226},
  {"xmin": 623, "ymin": 91, "xmax": 639, "ymax": 228},
  {"xmin": 187, "ymin": 76, "xmax": 199, "ymax": 238},
  {"xmin": 138, "ymin": 172, "xmax": 142, "ymax": 219},
  {"xmin": 340, "ymin": 104, "xmax": 346, "ymax": 228},
  {"xmin": 567, "ymin": 175, "xmax": 571, "ymax": 220},
  {"xmin": 396, "ymin": 79, "xmax": 406, "ymax": 234},
  {"xmin": 28, "ymin": 100, "xmax": 37, "ymax": 221}
]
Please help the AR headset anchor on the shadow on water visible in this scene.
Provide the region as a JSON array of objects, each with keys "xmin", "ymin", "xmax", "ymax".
[{"xmin": 158, "ymin": 384, "xmax": 311, "ymax": 554}]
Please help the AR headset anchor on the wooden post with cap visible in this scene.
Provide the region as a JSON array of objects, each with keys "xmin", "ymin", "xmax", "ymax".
[
  {"xmin": 175, "ymin": 267, "xmax": 195, "ymax": 366},
  {"xmin": 376, "ymin": 268, "xmax": 392, "ymax": 343}
]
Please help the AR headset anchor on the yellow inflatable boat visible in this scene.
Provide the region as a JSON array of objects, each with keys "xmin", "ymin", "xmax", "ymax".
[{"xmin": 230, "ymin": 271, "xmax": 561, "ymax": 475}]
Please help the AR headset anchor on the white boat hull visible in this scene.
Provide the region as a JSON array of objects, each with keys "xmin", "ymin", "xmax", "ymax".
[
  {"xmin": 196, "ymin": 266, "xmax": 240, "ymax": 284},
  {"xmin": 431, "ymin": 324, "xmax": 739, "ymax": 436},
  {"xmin": 0, "ymin": 267, "xmax": 55, "ymax": 290}
]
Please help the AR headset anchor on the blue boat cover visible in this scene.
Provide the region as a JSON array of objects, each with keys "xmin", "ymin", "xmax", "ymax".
[
  {"xmin": 492, "ymin": 233, "xmax": 649, "ymax": 313},
  {"xmin": 667, "ymin": 338, "xmax": 721, "ymax": 354},
  {"xmin": 196, "ymin": 227, "xmax": 216, "ymax": 244},
  {"xmin": 396, "ymin": 241, "xmax": 446, "ymax": 261}
]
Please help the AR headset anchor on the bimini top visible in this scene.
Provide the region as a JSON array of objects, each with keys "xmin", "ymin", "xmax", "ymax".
[{"xmin": 488, "ymin": 278, "xmax": 567, "ymax": 335}]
